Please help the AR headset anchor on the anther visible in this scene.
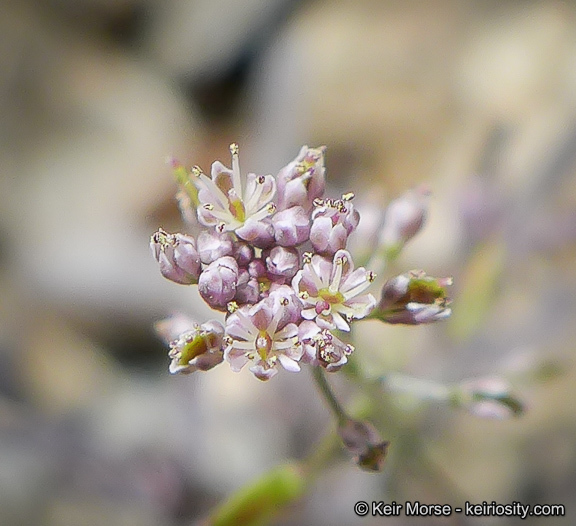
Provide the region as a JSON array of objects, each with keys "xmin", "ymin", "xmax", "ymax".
[
  {"xmin": 342, "ymin": 192, "xmax": 355, "ymax": 201},
  {"xmin": 229, "ymin": 143, "xmax": 239, "ymax": 156},
  {"xmin": 192, "ymin": 165, "xmax": 203, "ymax": 177}
]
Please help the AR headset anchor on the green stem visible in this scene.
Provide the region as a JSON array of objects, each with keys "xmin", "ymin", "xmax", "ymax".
[{"xmin": 311, "ymin": 366, "xmax": 348, "ymax": 424}]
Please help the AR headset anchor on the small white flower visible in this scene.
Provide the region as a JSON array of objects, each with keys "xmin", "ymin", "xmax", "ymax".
[
  {"xmin": 194, "ymin": 143, "xmax": 276, "ymax": 235},
  {"xmin": 293, "ymin": 250, "xmax": 376, "ymax": 331},
  {"xmin": 224, "ymin": 297, "xmax": 302, "ymax": 381}
]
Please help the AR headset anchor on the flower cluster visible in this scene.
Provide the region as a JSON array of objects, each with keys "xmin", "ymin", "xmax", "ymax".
[{"xmin": 151, "ymin": 144, "xmax": 451, "ymax": 381}]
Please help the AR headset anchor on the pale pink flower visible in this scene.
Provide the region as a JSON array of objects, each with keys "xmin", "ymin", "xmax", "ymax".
[
  {"xmin": 194, "ymin": 143, "xmax": 276, "ymax": 239},
  {"xmin": 293, "ymin": 250, "xmax": 376, "ymax": 331},
  {"xmin": 224, "ymin": 297, "xmax": 302, "ymax": 381}
]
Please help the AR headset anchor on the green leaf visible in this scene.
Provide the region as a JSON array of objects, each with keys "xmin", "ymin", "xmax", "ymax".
[{"xmin": 209, "ymin": 463, "xmax": 306, "ymax": 526}]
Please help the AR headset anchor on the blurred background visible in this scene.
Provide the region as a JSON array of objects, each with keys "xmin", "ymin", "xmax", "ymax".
[{"xmin": 1, "ymin": 0, "xmax": 575, "ymax": 524}]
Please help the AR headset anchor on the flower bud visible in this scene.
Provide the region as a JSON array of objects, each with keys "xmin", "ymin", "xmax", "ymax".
[
  {"xmin": 198, "ymin": 256, "xmax": 239, "ymax": 310},
  {"xmin": 374, "ymin": 270, "xmax": 452, "ymax": 324},
  {"xmin": 337, "ymin": 418, "xmax": 389, "ymax": 472},
  {"xmin": 248, "ymin": 258, "xmax": 267, "ymax": 279},
  {"xmin": 272, "ymin": 206, "xmax": 311, "ymax": 247},
  {"xmin": 236, "ymin": 217, "xmax": 275, "ymax": 248},
  {"xmin": 234, "ymin": 268, "xmax": 260, "ymax": 304},
  {"xmin": 309, "ymin": 195, "xmax": 359, "ymax": 256},
  {"xmin": 265, "ymin": 246, "xmax": 300, "ymax": 280},
  {"xmin": 150, "ymin": 228, "xmax": 201, "ymax": 285},
  {"xmin": 379, "ymin": 185, "xmax": 430, "ymax": 258},
  {"xmin": 167, "ymin": 320, "xmax": 225, "ymax": 374},
  {"xmin": 276, "ymin": 146, "xmax": 326, "ymax": 211},
  {"xmin": 268, "ymin": 284, "xmax": 303, "ymax": 325},
  {"xmin": 232, "ymin": 242, "xmax": 254, "ymax": 267},
  {"xmin": 197, "ymin": 230, "xmax": 234, "ymax": 265}
]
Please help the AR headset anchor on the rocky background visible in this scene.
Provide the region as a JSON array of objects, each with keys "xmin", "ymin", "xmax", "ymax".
[{"xmin": 1, "ymin": 0, "xmax": 575, "ymax": 524}]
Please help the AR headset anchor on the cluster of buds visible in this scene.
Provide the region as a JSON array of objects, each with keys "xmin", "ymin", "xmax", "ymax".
[{"xmin": 152, "ymin": 144, "xmax": 452, "ymax": 381}]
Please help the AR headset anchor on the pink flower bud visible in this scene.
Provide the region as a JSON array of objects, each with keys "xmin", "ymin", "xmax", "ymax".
[
  {"xmin": 276, "ymin": 146, "xmax": 326, "ymax": 211},
  {"xmin": 232, "ymin": 242, "xmax": 254, "ymax": 267},
  {"xmin": 235, "ymin": 268, "xmax": 260, "ymax": 304},
  {"xmin": 268, "ymin": 284, "xmax": 303, "ymax": 325},
  {"xmin": 265, "ymin": 246, "xmax": 300, "ymax": 280},
  {"xmin": 236, "ymin": 218, "xmax": 275, "ymax": 248},
  {"xmin": 248, "ymin": 258, "xmax": 267, "ymax": 279},
  {"xmin": 197, "ymin": 230, "xmax": 234, "ymax": 265},
  {"xmin": 198, "ymin": 256, "xmax": 239, "ymax": 310},
  {"xmin": 150, "ymin": 229, "xmax": 201, "ymax": 285},
  {"xmin": 379, "ymin": 185, "xmax": 430, "ymax": 257},
  {"xmin": 272, "ymin": 206, "xmax": 311, "ymax": 247},
  {"xmin": 374, "ymin": 270, "xmax": 452, "ymax": 325},
  {"xmin": 310, "ymin": 196, "xmax": 360, "ymax": 256}
]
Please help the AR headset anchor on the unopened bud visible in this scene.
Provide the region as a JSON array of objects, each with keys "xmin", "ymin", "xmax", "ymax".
[
  {"xmin": 373, "ymin": 270, "xmax": 452, "ymax": 324},
  {"xmin": 272, "ymin": 206, "xmax": 311, "ymax": 247},
  {"xmin": 265, "ymin": 246, "xmax": 300, "ymax": 280},
  {"xmin": 150, "ymin": 229, "xmax": 200, "ymax": 285},
  {"xmin": 276, "ymin": 146, "xmax": 326, "ymax": 211},
  {"xmin": 234, "ymin": 268, "xmax": 260, "ymax": 304},
  {"xmin": 198, "ymin": 256, "xmax": 239, "ymax": 310},
  {"xmin": 379, "ymin": 185, "xmax": 430, "ymax": 259},
  {"xmin": 197, "ymin": 230, "xmax": 234, "ymax": 265},
  {"xmin": 236, "ymin": 218, "xmax": 275, "ymax": 248}
]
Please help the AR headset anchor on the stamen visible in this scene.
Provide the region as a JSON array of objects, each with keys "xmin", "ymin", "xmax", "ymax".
[
  {"xmin": 192, "ymin": 165, "xmax": 203, "ymax": 177},
  {"xmin": 203, "ymin": 203, "xmax": 214, "ymax": 210},
  {"xmin": 313, "ymin": 198, "xmax": 324, "ymax": 207},
  {"xmin": 229, "ymin": 142, "xmax": 242, "ymax": 201},
  {"xmin": 299, "ymin": 291, "xmax": 309, "ymax": 300},
  {"xmin": 329, "ymin": 256, "xmax": 345, "ymax": 294},
  {"xmin": 303, "ymin": 252, "xmax": 313, "ymax": 264},
  {"xmin": 227, "ymin": 301, "xmax": 239, "ymax": 313},
  {"xmin": 342, "ymin": 192, "xmax": 355, "ymax": 201},
  {"xmin": 367, "ymin": 270, "xmax": 376, "ymax": 282},
  {"xmin": 256, "ymin": 175, "xmax": 265, "ymax": 184}
]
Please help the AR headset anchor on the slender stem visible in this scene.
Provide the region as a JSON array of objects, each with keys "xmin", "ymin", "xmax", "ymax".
[{"xmin": 311, "ymin": 366, "xmax": 348, "ymax": 424}]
